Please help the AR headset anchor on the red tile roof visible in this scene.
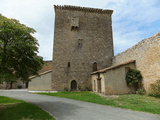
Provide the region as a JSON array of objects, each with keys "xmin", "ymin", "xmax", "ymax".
[
  {"xmin": 91, "ymin": 60, "xmax": 135, "ymax": 75},
  {"xmin": 29, "ymin": 61, "xmax": 52, "ymax": 79},
  {"xmin": 38, "ymin": 61, "xmax": 52, "ymax": 74},
  {"xmin": 29, "ymin": 70, "xmax": 52, "ymax": 79}
]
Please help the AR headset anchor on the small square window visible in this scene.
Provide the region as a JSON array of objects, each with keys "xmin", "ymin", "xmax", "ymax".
[{"xmin": 78, "ymin": 39, "xmax": 83, "ymax": 46}]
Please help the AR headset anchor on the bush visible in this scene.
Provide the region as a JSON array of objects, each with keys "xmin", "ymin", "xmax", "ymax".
[
  {"xmin": 64, "ymin": 87, "xmax": 68, "ymax": 91},
  {"xmin": 17, "ymin": 85, "xmax": 22, "ymax": 89},
  {"xmin": 148, "ymin": 80, "xmax": 160, "ymax": 97},
  {"xmin": 78, "ymin": 85, "xmax": 82, "ymax": 91},
  {"xmin": 126, "ymin": 69, "xmax": 142, "ymax": 91},
  {"xmin": 136, "ymin": 88, "xmax": 146, "ymax": 95},
  {"xmin": 84, "ymin": 86, "xmax": 91, "ymax": 91}
]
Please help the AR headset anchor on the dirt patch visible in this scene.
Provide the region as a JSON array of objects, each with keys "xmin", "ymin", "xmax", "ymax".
[
  {"xmin": 114, "ymin": 101, "xmax": 125, "ymax": 106},
  {"xmin": 94, "ymin": 92, "xmax": 119, "ymax": 99},
  {"xmin": 0, "ymin": 103, "xmax": 20, "ymax": 110}
]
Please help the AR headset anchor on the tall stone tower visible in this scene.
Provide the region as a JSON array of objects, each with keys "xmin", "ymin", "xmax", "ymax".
[{"xmin": 52, "ymin": 5, "xmax": 113, "ymax": 91}]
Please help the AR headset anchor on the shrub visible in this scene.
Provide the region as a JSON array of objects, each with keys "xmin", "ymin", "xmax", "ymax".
[
  {"xmin": 126, "ymin": 69, "xmax": 142, "ymax": 91},
  {"xmin": 136, "ymin": 88, "xmax": 146, "ymax": 95},
  {"xmin": 84, "ymin": 86, "xmax": 91, "ymax": 91},
  {"xmin": 17, "ymin": 85, "xmax": 22, "ymax": 89},
  {"xmin": 148, "ymin": 80, "xmax": 160, "ymax": 97},
  {"xmin": 64, "ymin": 87, "xmax": 68, "ymax": 91},
  {"xmin": 78, "ymin": 85, "xmax": 82, "ymax": 91}
]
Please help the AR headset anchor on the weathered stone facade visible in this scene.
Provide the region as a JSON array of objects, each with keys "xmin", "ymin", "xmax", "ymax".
[
  {"xmin": 0, "ymin": 60, "xmax": 52, "ymax": 90},
  {"xmin": 0, "ymin": 80, "xmax": 26, "ymax": 89},
  {"xmin": 38, "ymin": 60, "xmax": 52, "ymax": 74},
  {"xmin": 91, "ymin": 60, "xmax": 136, "ymax": 94},
  {"xmin": 27, "ymin": 5, "xmax": 159, "ymax": 94},
  {"xmin": 113, "ymin": 32, "xmax": 160, "ymax": 92},
  {"xmin": 28, "ymin": 60, "xmax": 52, "ymax": 91},
  {"xmin": 51, "ymin": 5, "xmax": 114, "ymax": 91}
]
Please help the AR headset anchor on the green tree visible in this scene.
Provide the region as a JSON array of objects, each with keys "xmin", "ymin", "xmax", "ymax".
[{"xmin": 0, "ymin": 14, "xmax": 44, "ymax": 85}]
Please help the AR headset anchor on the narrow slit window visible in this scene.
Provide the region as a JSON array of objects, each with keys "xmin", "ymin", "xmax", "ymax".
[
  {"xmin": 78, "ymin": 39, "xmax": 83, "ymax": 46},
  {"xmin": 67, "ymin": 62, "xmax": 70, "ymax": 67},
  {"xmin": 93, "ymin": 62, "xmax": 97, "ymax": 71}
]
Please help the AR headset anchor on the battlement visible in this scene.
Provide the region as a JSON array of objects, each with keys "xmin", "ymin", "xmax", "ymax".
[{"xmin": 54, "ymin": 5, "xmax": 113, "ymax": 14}]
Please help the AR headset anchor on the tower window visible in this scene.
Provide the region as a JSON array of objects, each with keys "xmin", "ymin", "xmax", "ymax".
[
  {"xmin": 93, "ymin": 62, "xmax": 97, "ymax": 71},
  {"xmin": 67, "ymin": 62, "xmax": 70, "ymax": 67},
  {"xmin": 78, "ymin": 39, "xmax": 83, "ymax": 47}
]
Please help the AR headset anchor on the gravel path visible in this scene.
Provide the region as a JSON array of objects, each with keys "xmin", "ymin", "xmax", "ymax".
[{"xmin": 0, "ymin": 89, "xmax": 160, "ymax": 120}]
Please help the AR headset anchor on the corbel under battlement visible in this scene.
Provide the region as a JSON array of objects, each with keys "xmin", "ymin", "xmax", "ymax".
[{"xmin": 54, "ymin": 5, "xmax": 113, "ymax": 14}]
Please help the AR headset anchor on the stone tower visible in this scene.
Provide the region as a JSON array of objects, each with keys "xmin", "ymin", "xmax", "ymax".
[{"xmin": 52, "ymin": 5, "xmax": 113, "ymax": 91}]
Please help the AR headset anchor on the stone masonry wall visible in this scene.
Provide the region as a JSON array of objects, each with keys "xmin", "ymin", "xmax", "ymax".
[
  {"xmin": 39, "ymin": 61, "xmax": 52, "ymax": 74},
  {"xmin": 28, "ymin": 71, "xmax": 52, "ymax": 91},
  {"xmin": 113, "ymin": 32, "xmax": 160, "ymax": 92},
  {"xmin": 52, "ymin": 5, "xmax": 114, "ymax": 91}
]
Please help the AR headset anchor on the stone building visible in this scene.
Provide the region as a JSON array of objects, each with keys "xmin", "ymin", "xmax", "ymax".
[
  {"xmin": 91, "ymin": 32, "xmax": 160, "ymax": 94},
  {"xmin": 51, "ymin": 5, "xmax": 114, "ymax": 91},
  {"xmin": 28, "ymin": 60, "xmax": 52, "ymax": 91},
  {"xmin": 28, "ymin": 5, "xmax": 159, "ymax": 95},
  {"xmin": 91, "ymin": 60, "xmax": 136, "ymax": 94},
  {"xmin": 28, "ymin": 70, "xmax": 52, "ymax": 91},
  {"xmin": 112, "ymin": 32, "xmax": 160, "ymax": 92},
  {"xmin": 0, "ymin": 60, "xmax": 52, "ymax": 90},
  {"xmin": 0, "ymin": 80, "xmax": 27, "ymax": 89}
]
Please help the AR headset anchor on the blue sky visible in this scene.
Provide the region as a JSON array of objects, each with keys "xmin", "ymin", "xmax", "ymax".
[{"xmin": 0, "ymin": 0, "xmax": 160, "ymax": 60}]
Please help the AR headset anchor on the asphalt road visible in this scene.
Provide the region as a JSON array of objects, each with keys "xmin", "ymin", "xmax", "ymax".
[{"xmin": 0, "ymin": 89, "xmax": 160, "ymax": 120}]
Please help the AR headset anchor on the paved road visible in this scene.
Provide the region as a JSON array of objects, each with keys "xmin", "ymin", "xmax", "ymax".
[{"xmin": 0, "ymin": 89, "xmax": 160, "ymax": 120}]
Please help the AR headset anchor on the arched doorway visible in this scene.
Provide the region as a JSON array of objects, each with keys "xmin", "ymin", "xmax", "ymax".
[{"xmin": 71, "ymin": 80, "xmax": 77, "ymax": 91}]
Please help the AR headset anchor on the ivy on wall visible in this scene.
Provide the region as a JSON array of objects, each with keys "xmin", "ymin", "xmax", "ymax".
[{"xmin": 125, "ymin": 69, "xmax": 142, "ymax": 91}]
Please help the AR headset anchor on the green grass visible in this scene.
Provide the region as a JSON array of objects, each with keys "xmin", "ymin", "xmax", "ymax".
[
  {"xmin": 39, "ymin": 91, "xmax": 160, "ymax": 115},
  {"xmin": 0, "ymin": 96, "xmax": 55, "ymax": 120}
]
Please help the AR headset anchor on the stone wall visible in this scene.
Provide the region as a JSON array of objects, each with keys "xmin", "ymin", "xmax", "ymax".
[
  {"xmin": 39, "ymin": 61, "xmax": 52, "ymax": 74},
  {"xmin": 103, "ymin": 62, "xmax": 135, "ymax": 94},
  {"xmin": 0, "ymin": 80, "xmax": 26, "ymax": 89},
  {"xmin": 0, "ymin": 60, "xmax": 52, "ymax": 90},
  {"xmin": 52, "ymin": 5, "xmax": 114, "ymax": 91},
  {"xmin": 28, "ymin": 61, "xmax": 52, "ymax": 91},
  {"xmin": 28, "ymin": 71, "xmax": 52, "ymax": 91},
  {"xmin": 113, "ymin": 32, "xmax": 160, "ymax": 92},
  {"xmin": 91, "ymin": 61, "xmax": 136, "ymax": 94}
]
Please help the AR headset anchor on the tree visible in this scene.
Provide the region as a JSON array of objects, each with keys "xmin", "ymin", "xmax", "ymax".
[{"xmin": 0, "ymin": 14, "xmax": 44, "ymax": 85}]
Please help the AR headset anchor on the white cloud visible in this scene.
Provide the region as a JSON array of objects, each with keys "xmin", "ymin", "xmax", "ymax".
[
  {"xmin": 33, "ymin": 32, "xmax": 53, "ymax": 60},
  {"xmin": 0, "ymin": 0, "xmax": 80, "ymax": 60},
  {"xmin": 104, "ymin": 0, "xmax": 160, "ymax": 54}
]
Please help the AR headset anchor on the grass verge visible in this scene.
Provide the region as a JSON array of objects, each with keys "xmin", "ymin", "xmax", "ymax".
[
  {"xmin": 39, "ymin": 91, "xmax": 160, "ymax": 115},
  {"xmin": 0, "ymin": 96, "xmax": 55, "ymax": 120}
]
